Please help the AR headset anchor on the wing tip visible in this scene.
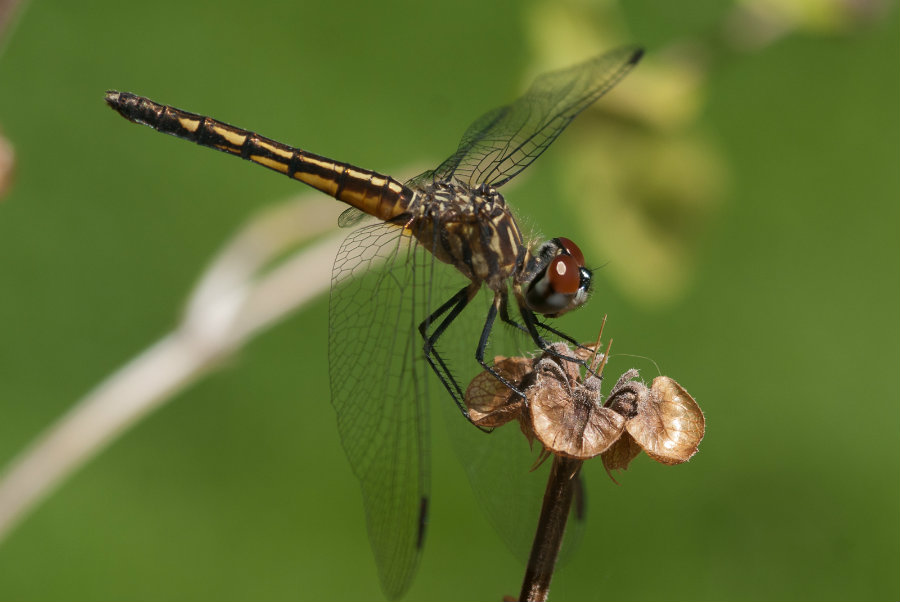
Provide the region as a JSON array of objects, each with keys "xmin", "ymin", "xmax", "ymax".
[
  {"xmin": 628, "ymin": 47, "xmax": 645, "ymax": 65},
  {"xmin": 416, "ymin": 495, "xmax": 429, "ymax": 550}
]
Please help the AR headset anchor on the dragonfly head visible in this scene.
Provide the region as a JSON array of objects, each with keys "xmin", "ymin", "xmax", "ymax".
[{"xmin": 522, "ymin": 237, "xmax": 592, "ymax": 318}]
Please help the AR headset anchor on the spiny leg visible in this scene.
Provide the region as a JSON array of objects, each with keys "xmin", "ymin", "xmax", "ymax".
[
  {"xmin": 476, "ymin": 293, "xmax": 527, "ymax": 398},
  {"xmin": 519, "ymin": 304, "xmax": 596, "ymax": 376},
  {"xmin": 533, "ymin": 318, "xmax": 587, "ymax": 350},
  {"xmin": 498, "ymin": 289, "xmax": 530, "ymax": 336},
  {"xmin": 418, "ymin": 283, "xmax": 481, "ymax": 421},
  {"xmin": 497, "ymin": 291, "xmax": 589, "ymax": 354}
]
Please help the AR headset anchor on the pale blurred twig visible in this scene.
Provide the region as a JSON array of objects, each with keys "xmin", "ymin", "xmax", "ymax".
[
  {"xmin": 0, "ymin": 0, "xmax": 29, "ymax": 60},
  {"xmin": 0, "ymin": 194, "xmax": 348, "ymax": 543}
]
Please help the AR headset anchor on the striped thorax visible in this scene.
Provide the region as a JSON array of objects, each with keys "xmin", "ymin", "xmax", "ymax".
[{"xmin": 409, "ymin": 181, "xmax": 524, "ymax": 291}]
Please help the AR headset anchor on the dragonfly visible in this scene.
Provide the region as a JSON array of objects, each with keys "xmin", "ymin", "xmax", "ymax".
[{"xmin": 105, "ymin": 45, "xmax": 642, "ymax": 598}]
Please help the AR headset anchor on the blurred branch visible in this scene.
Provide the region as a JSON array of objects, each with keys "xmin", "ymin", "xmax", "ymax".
[
  {"xmin": 0, "ymin": 194, "xmax": 348, "ymax": 543},
  {"xmin": 0, "ymin": 0, "xmax": 20, "ymax": 36},
  {"xmin": 0, "ymin": 129, "xmax": 12, "ymax": 200},
  {"xmin": 0, "ymin": 0, "xmax": 26, "ymax": 199},
  {"xmin": 723, "ymin": 0, "xmax": 892, "ymax": 49},
  {"xmin": 0, "ymin": 0, "xmax": 28, "ymax": 60}
]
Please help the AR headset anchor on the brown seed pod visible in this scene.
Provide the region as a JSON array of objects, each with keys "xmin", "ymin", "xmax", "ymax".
[
  {"xmin": 632, "ymin": 376, "xmax": 705, "ymax": 465},
  {"xmin": 463, "ymin": 344, "xmax": 705, "ymax": 480},
  {"xmin": 600, "ymin": 431, "xmax": 644, "ymax": 475},
  {"xmin": 464, "ymin": 356, "xmax": 531, "ymax": 428},
  {"xmin": 528, "ymin": 357, "xmax": 626, "ymax": 460},
  {"xmin": 602, "ymin": 372, "xmax": 705, "ymax": 474}
]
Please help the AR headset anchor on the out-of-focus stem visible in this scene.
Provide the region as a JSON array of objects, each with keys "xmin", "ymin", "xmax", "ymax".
[
  {"xmin": 519, "ymin": 455, "xmax": 583, "ymax": 602},
  {"xmin": 0, "ymin": 195, "xmax": 345, "ymax": 543}
]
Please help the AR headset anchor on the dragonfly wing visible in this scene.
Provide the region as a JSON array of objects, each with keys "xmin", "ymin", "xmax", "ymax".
[
  {"xmin": 432, "ymin": 305, "xmax": 590, "ymax": 566},
  {"xmin": 444, "ymin": 356, "xmax": 588, "ymax": 567},
  {"xmin": 337, "ymin": 207, "xmax": 371, "ymax": 228},
  {"xmin": 408, "ymin": 46, "xmax": 642, "ymax": 189},
  {"xmin": 329, "ymin": 221, "xmax": 434, "ymax": 599},
  {"xmin": 405, "ymin": 106, "xmax": 507, "ymax": 189}
]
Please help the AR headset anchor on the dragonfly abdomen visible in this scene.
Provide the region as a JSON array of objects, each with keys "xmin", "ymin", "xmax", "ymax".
[{"xmin": 105, "ymin": 91, "xmax": 413, "ymax": 222}]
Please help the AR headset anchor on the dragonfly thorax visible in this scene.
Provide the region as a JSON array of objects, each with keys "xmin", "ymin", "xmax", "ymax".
[{"xmin": 410, "ymin": 181, "xmax": 525, "ymax": 290}]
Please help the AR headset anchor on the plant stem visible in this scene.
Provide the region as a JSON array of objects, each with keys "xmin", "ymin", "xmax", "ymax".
[{"xmin": 519, "ymin": 455, "xmax": 583, "ymax": 602}]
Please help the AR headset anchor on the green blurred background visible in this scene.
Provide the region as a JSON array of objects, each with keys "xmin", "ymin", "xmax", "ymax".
[{"xmin": 0, "ymin": 0, "xmax": 897, "ymax": 600}]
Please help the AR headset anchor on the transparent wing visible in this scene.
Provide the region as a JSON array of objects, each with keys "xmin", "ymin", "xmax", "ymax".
[
  {"xmin": 407, "ymin": 46, "xmax": 642, "ymax": 190},
  {"xmin": 337, "ymin": 207, "xmax": 370, "ymax": 228},
  {"xmin": 328, "ymin": 221, "xmax": 435, "ymax": 599},
  {"xmin": 421, "ymin": 284, "xmax": 587, "ymax": 566},
  {"xmin": 442, "ymin": 339, "xmax": 587, "ymax": 567}
]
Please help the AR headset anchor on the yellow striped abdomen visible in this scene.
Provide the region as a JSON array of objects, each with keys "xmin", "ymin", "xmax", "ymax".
[{"xmin": 105, "ymin": 91, "xmax": 414, "ymax": 222}]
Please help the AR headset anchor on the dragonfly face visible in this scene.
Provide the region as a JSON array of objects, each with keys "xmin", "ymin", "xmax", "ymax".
[
  {"xmin": 519, "ymin": 237, "xmax": 592, "ymax": 318},
  {"xmin": 106, "ymin": 45, "xmax": 642, "ymax": 599}
]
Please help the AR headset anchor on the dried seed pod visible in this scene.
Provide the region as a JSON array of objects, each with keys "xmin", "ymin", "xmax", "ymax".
[
  {"xmin": 605, "ymin": 369, "xmax": 646, "ymax": 419},
  {"xmin": 600, "ymin": 431, "xmax": 644, "ymax": 475},
  {"xmin": 632, "ymin": 376, "xmax": 705, "ymax": 465},
  {"xmin": 573, "ymin": 342, "xmax": 601, "ymax": 363},
  {"xmin": 602, "ymin": 373, "xmax": 705, "ymax": 474},
  {"xmin": 465, "ymin": 356, "xmax": 531, "ymax": 428},
  {"xmin": 464, "ymin": 344, "xmax": 705, "ymax": 479},
  {"xmin": 529, "ymin": 356, "xmax": 626, "ymax": 460},
  {"xmin": 542, "ymin": 343, "xmax": 584, "ymax": 384},
  {"xmin": 600, "ymin": 371, "xmax": 649, "ymax": 474}
]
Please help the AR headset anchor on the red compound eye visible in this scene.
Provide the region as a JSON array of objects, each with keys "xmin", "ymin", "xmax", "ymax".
[
  {"xmin": 557, "ymin": 237, "xmax": 585, "ymax": 266},
  {"xmin": 548, "ymin": 255, "xmax": 580, "ymax": 294}
]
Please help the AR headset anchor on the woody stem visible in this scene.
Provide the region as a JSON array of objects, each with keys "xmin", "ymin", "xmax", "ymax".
[{"xmin": 518, "ymin": 454, "xmax": 583, "ymax": 602}]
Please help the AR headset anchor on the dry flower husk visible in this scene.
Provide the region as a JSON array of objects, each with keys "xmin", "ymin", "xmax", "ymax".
[
  {"xmin": 603, "ymin": 372, "xmax": 705, "ymax": 473},
  {"xmin": 463, "ymin": 345, "xmax": 705, "ymax": 477},
  {"xmin": 600, "ymin": 431, "xmax": 644, "ymax": 473},
  {"xmin": 632, "ymin": 376, "xmax": 705, "ymax": 465},
  {"xmin": 529, "ymin": 356, "xmax": 626, "ymax": 460},
  {"xmin": 464, "ymin": 356, "xmax": 532, "ymax": 428}
]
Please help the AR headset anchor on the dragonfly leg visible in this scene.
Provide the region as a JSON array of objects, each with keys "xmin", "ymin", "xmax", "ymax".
[
  {"xmin": 418, "ymin": 283, "xmax": 486, "ymax": 426},
  {"xmin": 520, "ymin": 305, "xmax": 594, "ymax": 374},
  {"xmin": 498, "ymin": 289, "xmax": 530, "ymax": 335},
  {"xmin": 499, "ymin": 290, "xmax": 583, "ymax": 349},
  {"xmin": 476, "ymin": 293, "xmax": 528, "ymax": 399},
  {"xmin": 498, "ymin": 293, "xmax": 594, "ymax": 374},
  {"xmin": 532, "ymin": 318, "xmax": 589, "ymax": 351}
]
